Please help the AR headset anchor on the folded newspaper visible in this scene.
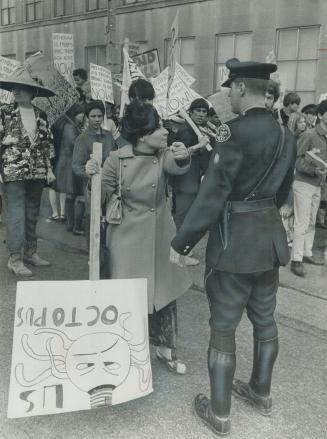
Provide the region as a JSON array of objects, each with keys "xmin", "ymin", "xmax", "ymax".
[{"xmin": 305, "ymin": 150, "xmax": 327, "ymax": 169}]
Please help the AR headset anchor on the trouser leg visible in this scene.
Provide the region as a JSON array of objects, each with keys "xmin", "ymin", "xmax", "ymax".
[
  {"xmin": 148, "ymin": 301, "xmax": 178, "ymax": 353},
  {"xmin": 74, "ymin": 196, "xmax": 85, "ymax": 232},
  {"xmin": 65, "ymin": 194, "xmax": 75, "ymax": 231},
  {"xmin": 24, "ymin": 180, "xmax": 44, "ymax": 256},
  {"xmin": 3, "ymin": 181, "xmax": 26, "ymax": 256},
  {"xmin": 303, "ymin": 186, "xmax": 321, "ymax": 257}
]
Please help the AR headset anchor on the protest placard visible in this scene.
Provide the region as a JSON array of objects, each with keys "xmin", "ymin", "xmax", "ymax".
[
  {"xmin": 167, "ymin": 10, "xmax": 179, "ymax": 95},
  {"xmin": 24, "ymin": 52, "xmax": 80, "ymax": 126},
  {"xmin": 7, "ymin": 278, "xmax": 152, "ymax": 418},
  {"xmin": 208, "ymin": 90, "xmax": 237, "ymax": 123},
  {"xmin": 0, "ymin": 56, "xmax": 21, "ymax": 104},
  {"xmin": 52, "ymin": 33, "xmax": 75, "ymax": 84},
  {"xmin": 90, "ymin": 63, "xmax": 114, "ymax": 104},
  {"xmin": 132, "ymin": 49, "xmax": 161, "ymax": 79},
  {"xmin": 152, "ymin": 63, "xmax": 197, "ymax": 118},
  {"xmin": 319, "ymin": 92, "xmax": 327, "ymax": 103}
]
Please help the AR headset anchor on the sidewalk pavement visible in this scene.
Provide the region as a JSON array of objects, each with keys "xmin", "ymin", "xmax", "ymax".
[{"xmin": 0, "ymin": 211, "xmax": 327, "ymax": 439}]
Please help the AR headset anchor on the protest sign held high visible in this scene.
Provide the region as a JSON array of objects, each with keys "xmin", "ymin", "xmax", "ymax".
[
  {"xmin": 8, "ymin": 279, "xmax": 152, "ymax": 418},
  {"xmin": 90, "ymin": 63, "xmax": 114, "ymax": 104},
  {"xmin": 167, "ymin": 10, "xmax": 179, "ymax": 97},
  {"xmin": 52, "ymin": 33, "xmax": 75, "ymax": 85},
  {"xmin": 24, "ymin": 52, "xmax": 79, "ymax": 126},
  {"xmin": 132, "ymin": 49, "xmax": 161, "ymax": 79},
  {"xmin": 0, "ymin": 56, "xmax": 21, "ymax": 104}
]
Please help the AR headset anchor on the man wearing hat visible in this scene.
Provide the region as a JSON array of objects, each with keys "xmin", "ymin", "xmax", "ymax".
[
  {"xmin": 0, "ymin": 66, "xmax": 56, "ymax": 276},
  {"xmin": 171, "ymin": 58, "xmax": 296, "ymax": 435},
  {"xmin": 170, "ymin": 97, "xmax": 213, "ymax": 266}
]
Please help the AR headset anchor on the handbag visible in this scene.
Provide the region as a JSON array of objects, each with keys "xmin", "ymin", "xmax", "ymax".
[{"xmin": 105, "ymin": 158, "xmax": 123, "ymax": 225}]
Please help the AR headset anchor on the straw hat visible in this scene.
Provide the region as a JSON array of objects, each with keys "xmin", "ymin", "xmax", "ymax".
[{"xmin": 0, "ymin": 65, "xmax": 55, "ymax": 97}]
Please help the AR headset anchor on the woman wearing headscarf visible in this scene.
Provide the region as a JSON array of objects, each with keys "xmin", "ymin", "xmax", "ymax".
[{"xmin": 0, "ymin": 66, "xmax": 55, "ymax": 276}]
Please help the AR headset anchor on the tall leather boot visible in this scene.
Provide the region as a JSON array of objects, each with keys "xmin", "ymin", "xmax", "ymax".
[
  {"xmin": 193, "ymin": 347, "xmax": 235, "ymax": 436},
  {"xmin": 65, "ymin": 196, "xmax": 75, "ymax": 232},
  {"xmin": 233, "ymin": 337, "xmax": 278, "ymax": 416}
]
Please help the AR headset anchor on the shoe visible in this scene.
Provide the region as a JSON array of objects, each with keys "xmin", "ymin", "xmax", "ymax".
[
  {"xmin": 184, "ymin": 255, "xmax": 200, "ymax": 266},
  {"xmin": 232, "ymin": 379, "xmax": 272, "ymax": 416},
  {"xmin": 24, "ymin": 253, "xmax": 50, "ymax": 267},
  {"xmin": 8, "ymin": 258, "xmax": 33, "ymax": 277},
  {"xmin": 73, "ymin": 229, "xmax": 85, "ymax": 236},
  {"xmin": 48, "ymin": 215, "xmax": 60, "ymax": 221},
  {"xmin": 193, "ymin": 394, "xmax": 231, "ymax": 437},
  {"xmin": 156, "ymin": 348, "xmax": 186, "ymax": 375},
  {"xmin": 290, "ymin": 261, "xmax": 306, "ymax": 277},
  {"xmin": 302, "ymin": 256, "xmax": 324, "ymax": 265}
]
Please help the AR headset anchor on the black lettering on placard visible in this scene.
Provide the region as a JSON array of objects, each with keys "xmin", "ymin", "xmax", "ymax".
[
  {"xmin": 34, "ymin": 308, "xmax": 47, "ymax": 327},
  {"xmin": 19, "ymin": 390, "xmax": 36, "ymax": 413},
  {"xmin": 16, "ymin": 307, "xmax": 24, "ymax": 327},
  {"xmin": 43, "ymin": 384, "xmax": 63, "ymax": 408},
  {"xmin": 101, "ymin": 305, "xmax": 118, "ymax": 325},
  {"xmin": 65, "ymin": 307, "xmax": 82, "ymax": 327},
  {"xmin": 86, "ymin": 305, "xmax": 100, "ymax": 326},
  {"xmin": 52, "ymin": 308, "xmax": 65, "ymax": 326}
]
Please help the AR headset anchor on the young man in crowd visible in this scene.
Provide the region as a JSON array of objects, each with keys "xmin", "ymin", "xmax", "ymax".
[
  {"xmin": 302, "ymin": 103, "xmax": 317, "ymax": 129},
  {"xmin": 290, "ymin": 100, "xmax": 327, "ymax": 277},
  {"xmin": 73, "ymin": 68, "xmax": 88, "ymax": 102},
  {"xmin": 265, "ymin": 79, "xmax": 280, "ymax": 112},
  {"xmin": 170, "ymin": 98, "xmax": 212, "ymax": 266},
  {"xmin": 275, "ymin": 91, "xmax": 301, "ymax": 125}
]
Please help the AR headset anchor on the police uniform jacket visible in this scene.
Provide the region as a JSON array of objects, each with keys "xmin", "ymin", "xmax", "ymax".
[{"xmin": 172, "ymin": 108, "xmax": 297, "ymax": 273}]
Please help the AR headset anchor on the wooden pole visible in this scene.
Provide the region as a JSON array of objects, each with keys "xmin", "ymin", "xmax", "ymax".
[{"xmin": 89, "ymin": 142, "xmax": 103, "ymax": 281}]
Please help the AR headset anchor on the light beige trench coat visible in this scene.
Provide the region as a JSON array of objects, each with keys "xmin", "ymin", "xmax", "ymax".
[{"xmin": 101, "ymin": 144, "xmax": 192, "ymax": 313}]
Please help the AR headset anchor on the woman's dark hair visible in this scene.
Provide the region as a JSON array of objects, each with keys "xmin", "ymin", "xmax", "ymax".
[
  {"xmin": 85, "ymin": 100, "xmax": 105, "ymax": 117},
  {"xmin": 73, "ymin": 68, "xmax": 88, "ymax": 81},
  {"xmin": 266, "ymin": 80, "xmax": 280, "ymax": 102},
  {"xmin": 66, "ymin": 103, "xmax": 85, "ymax": 121},
  {"xmin": 283, "ymin": 92, "xmax": 301, "ymax": 107},
  {"xmin": 121, "ymin": 101, "xmax": 160, "ymax": 145},
  {"xmin": 317, "ymin": 100, "xmax": 327, "ymax": 117},
  {"xmin": 128, "ymin": 79, "xmax": 155, "ymax": 101}
]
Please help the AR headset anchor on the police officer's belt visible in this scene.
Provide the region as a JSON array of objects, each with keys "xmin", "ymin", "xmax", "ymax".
[{"xmin": 228, "ymin": 197, "xmax": 275, "ymax": 213}]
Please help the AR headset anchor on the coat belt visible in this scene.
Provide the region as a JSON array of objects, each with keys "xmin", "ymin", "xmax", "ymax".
[{"xmin": 228, "ymin": 197, "xmax": 275, "ymax": 213}]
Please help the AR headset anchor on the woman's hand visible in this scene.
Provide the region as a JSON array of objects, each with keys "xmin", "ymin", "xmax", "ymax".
[
  {"xmin": 170, "ymin": 246, "xmax": 184, "ymax": 267},
  {"xmin": 47, "ymin": 168, "xmax": 56, "ymax": 184},
  {"xmin": 85, "ymin": 155, "xmax": 100, "ymax": 176},
  {"xmin": 170, "ymin": 142, "xmax": 189, "ymax": 161},
  {"xmin": 190, "ymin": 135, "xmax": 210, "ymax": 154}
]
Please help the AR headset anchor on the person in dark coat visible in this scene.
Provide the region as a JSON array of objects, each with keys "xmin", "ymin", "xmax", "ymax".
[{"xmin": 171, "ymin": 58, "xmax": 297, "ymax": 436}]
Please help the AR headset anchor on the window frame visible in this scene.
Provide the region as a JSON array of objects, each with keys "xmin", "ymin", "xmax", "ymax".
[
  {"xmin": 25, "ymin": 0, "xmax": 43, "ymax": 22},
  {"xmin": 213, "ymin": 31, "xmax": 253, "ymax": 92},
  {"xmin": 54, "ymin": 0, "xmax": 73, "ymax": 17},
  {"xmin": 85, "ymin": 44, "xmax": 107, "ymax": 68},
  {"xmin": 164, "ymin": 36, "xmax": 196, "ymax": 76},
  {"xmin": 85, "ymin": 0, "xmax": 107, "ymax": 11},
  {"xmin": 0, "ymin": 0, "xmax": 16, "ymax": 26},
  {"xmin": 275, "ymin": 25, "xmax": 320, "ymax": 96}
]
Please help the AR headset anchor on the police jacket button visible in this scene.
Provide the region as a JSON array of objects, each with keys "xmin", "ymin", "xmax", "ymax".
[
  {"xmin": 151, "ymin": 183, "xmax": 156, "ymax": 188},
  {"xmin": 153, "ymin": 160, "xmax": 157, "ymax": 164},
  {"xmin": 150, "ymin": 208, "xmax": 155, "ymax": 212}
]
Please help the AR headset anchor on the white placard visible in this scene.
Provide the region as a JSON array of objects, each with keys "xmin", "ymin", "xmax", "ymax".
[
  {"xmin": 8, "ymin": 279, "xmax": 152, "ymax": 418},
  {"xmin": 319, "ymin": 92, "xmax": 327, "ymax": 103},
  {"xmin": 152, "ymin": 63, "xmax": 197, "ymax": 118},
  {"xmin": 0, "ymin": 56, "xmax": 21, "ymax": 103},
  {"xmin": 52, "ymin": 33, "xmax": 75, "ymax": 84},
  {"xmin": 90, "ymin": 63, "xmax": 114, "ymax": 104}
]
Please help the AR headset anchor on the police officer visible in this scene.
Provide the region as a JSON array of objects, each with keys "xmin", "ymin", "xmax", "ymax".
[{"xmin": 171, "ymin": 58, "xmax": 296, "ymax": 436}]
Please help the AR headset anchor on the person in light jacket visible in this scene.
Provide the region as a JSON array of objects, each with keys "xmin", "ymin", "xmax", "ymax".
[{"xmin": 86, "ymin": 102, "xmax": 192, "ymax": 374}]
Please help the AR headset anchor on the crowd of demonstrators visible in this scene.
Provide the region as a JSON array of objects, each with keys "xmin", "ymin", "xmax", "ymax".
[
  {"xmin": 0, "ymin": 67, "xmax": 55, "ymax": 276},
  {"xmin": 86, "ymin": 101, "xmax": 192, "ymax": 374},
  {"xmin": 290, "ymin": 100, "xmax": 327, "ymax": 277}
]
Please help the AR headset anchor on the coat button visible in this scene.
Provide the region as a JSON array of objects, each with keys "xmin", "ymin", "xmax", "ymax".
[
  {"xmin": 153, "ymin": 160, "xmax": 157, "ymax": 164},
  {"xmin": 126, "ymin": 187, "xmax": 131, "ymax": 191},
  {"xmin": 150, "ymin": 208, "xmax": 155, "ymax": 212},
  {"xmin": 151, "ymin": 184, "xmax": 156, "ymax": 188}
]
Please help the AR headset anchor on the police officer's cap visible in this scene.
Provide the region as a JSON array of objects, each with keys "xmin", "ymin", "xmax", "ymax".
[{"xmin": 221, "ymin": 58, "xmax": 277, "ymax": 88}]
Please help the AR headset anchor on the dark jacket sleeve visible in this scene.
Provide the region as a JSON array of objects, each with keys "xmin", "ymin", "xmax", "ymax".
[
  {"xmin": 295, "ymin": 131, "xmax": 316, "ymax": 176},
  {"xmin": 171, "ymin": 136, "xmax": 243, "ymax": 254},
  {"xmin": 276, "ymin": 133, "xmax": 297, "ymax": 208}
]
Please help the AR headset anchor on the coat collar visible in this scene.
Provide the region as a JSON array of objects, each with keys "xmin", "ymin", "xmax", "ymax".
[
  {"xmin": 117, "ymin": 144, "xmax": 135, "ymax": 158},
  {"xmin": 315, "ymin": 123, "xmax": 327, "ymax": 137}
]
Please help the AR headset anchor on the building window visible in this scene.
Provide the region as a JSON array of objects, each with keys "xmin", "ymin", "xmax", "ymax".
[
  {"xmin": 1, "ymin": 0, "xmax": 16, "ymax": 25},
  {"xmin": 124, "ymin": 0, "xmax": 147, "ymax": 4},
  {"xmin": 85, "ymin": 45, "xmax": 106, "ymax": 67},
  {"xmin": 86, "ymin": 0, "xmax": 107, "ymax": 11},
  {"xmin": 26, "ymin": 0, "xmax": 43, "ymax": 21},
  {"xmin": 54, "ymin": 0, "xmax": 73, "ymax": 17},
  {"xmin": 276, "ymin": 26, "xmax": 320, "ymax": 106},
  {"xmin": 214, "ymin": 32, "xmax": 253, "ymax": 91},
  {"xmin": 164, "ymin": 37, "xmax": 195, "ymax": 77}
]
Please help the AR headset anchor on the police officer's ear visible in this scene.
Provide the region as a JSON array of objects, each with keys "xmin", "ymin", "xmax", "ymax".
[{"xmin": 238, "ymin": 82, "xmax": 246, "ymax": 97}]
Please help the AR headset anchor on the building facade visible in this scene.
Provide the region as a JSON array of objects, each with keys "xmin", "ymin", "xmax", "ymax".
[{"xmin": 1, "ymin": 0, "xmax": 327, "ymax": 107}]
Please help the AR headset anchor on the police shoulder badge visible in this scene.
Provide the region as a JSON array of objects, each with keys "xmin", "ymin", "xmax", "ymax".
[{"xmin": 216, "ymin": 124, "xmax": 231, "ymax": 142}]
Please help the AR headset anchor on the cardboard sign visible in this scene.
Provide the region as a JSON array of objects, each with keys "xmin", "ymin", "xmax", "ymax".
[
  {"xmin": 90, "ymin": 63, "xmax": 114, "ymax": 104},
  {"xmin": 132, "ymin": 49, "xmax": 161, "ymax": 79},
  {"xmin": 128, "ymin": 43, "xmax": 140, "ymax": 58},
  {"xmin": 52, "ymin": 33, "xmax": 75, "ymax": 84},
  {"xmin": 152, "ymin": 63, "xmax": 197, "ymax": 118},
  {"xmin": 319, "ymin": 92, "xmax": 327, "ymax": 103},
  {"xmin": 0, "ymin": 56, "xmax": 21, "ymax": 103},
  {"xmin": 208, "ymin": 90, "xmax": 237, "ymax": 123},
  {"xmin": 24, "ymin": 52, "xmax": 80, "ymax": 126},
  {"xmin": 8, "ymin": 279, "xmax": 152, "ymax": 418}
]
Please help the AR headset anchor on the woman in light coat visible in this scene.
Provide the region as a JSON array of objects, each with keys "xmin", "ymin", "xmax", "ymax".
[{"xmin": 86, "ymin": 102, "xmax": 192, "ymax": 374}]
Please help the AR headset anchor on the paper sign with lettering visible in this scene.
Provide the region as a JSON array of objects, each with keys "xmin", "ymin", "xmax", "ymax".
[
  {"xmin": 319, "ymin": 93, "xmax": 327, "ymax": 103},
  {"xmin": 7, "ymin": 278, "xmax": 152, "ymax": 418},
  {"xmin": 90, "ymin": 63, "xmax": 114, "ymax": 104},
  {"xmin": 152, "ymin": 63, "xmax": 197, "ymax": 118},
  {"xmin": 52, "ymin": 33, "xmax": 75, "ymax": 84},
  {"xmin": 24, "ymin": 52, "xmax": 80, "ymax": 126},
  {"xmin": 0, "ymin": 56, "xmax": 21, "ymax": 103},
  {"xmin": 132, "ymin": 49, "xmax": 161, "ymax": 79}
]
